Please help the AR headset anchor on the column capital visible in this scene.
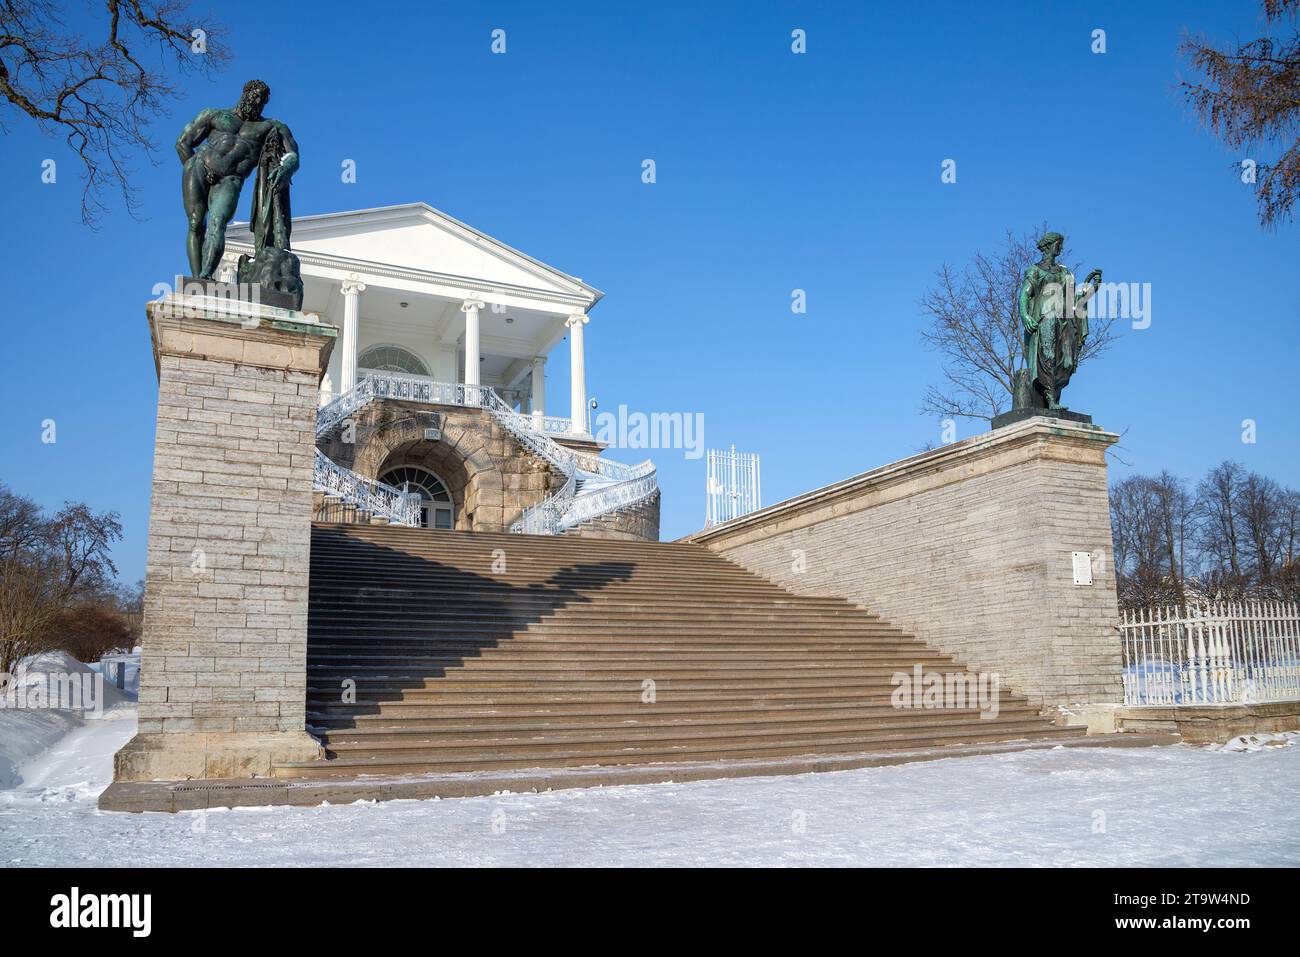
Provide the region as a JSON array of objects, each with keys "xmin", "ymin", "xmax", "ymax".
[
  {"xmin": 565, "ymin": 311, "xmax": 589, "ymax": 328},
  {"xmin": 531, "ymin": 355, "xmax": 547, "ymax": 367},
  {"xmin": 217, "ymin": 254, "xmax": 240, "ymax": 283},
  {"xmin": 461, "ymin": 294, "xmax": 486, "ymax": 313},
  {"xmin": 340, "ymin": 278, "xmax": 366, "ymax": 297}
]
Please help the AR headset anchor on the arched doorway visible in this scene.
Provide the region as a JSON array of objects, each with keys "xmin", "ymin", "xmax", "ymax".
[{"xmin": 379, "ymin": 465, "xmax": 454, "ymax": 529}]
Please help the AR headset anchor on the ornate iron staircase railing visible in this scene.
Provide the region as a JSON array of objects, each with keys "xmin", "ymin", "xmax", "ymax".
[{"xmin": 313, "ymin": 373, "xmax": 657, "ymax": 534}]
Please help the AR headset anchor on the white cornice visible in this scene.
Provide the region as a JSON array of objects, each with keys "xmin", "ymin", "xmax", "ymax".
[
  {"xmin": 226, "ymin": 201, "xmax": 605, "ymax": 307},
  {"xmin": 224, "ymin": 239, "xmax": 594, "ymax": 313}
]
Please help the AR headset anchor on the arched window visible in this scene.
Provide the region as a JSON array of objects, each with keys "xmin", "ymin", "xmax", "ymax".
[
  {"xmin": 379, "ymin": 466, "xmax": 454, "ymax": 529},
  {"xmin": 357, "ymin": 344, "xmax": 430, "ymax": 377}
]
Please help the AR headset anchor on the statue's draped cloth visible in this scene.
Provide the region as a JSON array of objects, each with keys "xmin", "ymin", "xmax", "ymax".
[{"xmin": 250, "ymin": 127, "xmax": 291, "ymax": 257}]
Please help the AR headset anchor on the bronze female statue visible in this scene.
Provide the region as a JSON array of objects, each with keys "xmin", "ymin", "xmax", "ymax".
[{"xmin": 1016, "ymin": 230, "xmax": 1102, "ymax": 411}]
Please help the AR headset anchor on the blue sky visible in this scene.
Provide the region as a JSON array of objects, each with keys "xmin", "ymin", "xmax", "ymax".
[{"xmin": 1, "ymin": 0, "xmax": 1296, "ymax": 583}]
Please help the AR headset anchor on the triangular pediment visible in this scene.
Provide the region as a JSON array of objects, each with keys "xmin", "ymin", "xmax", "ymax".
[{"xmin": 226, "ymin": 203, "xmax": 600, "ymax": 301}]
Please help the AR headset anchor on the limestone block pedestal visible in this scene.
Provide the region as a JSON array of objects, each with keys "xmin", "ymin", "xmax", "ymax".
[{"xmin": 106, "ymin": 297, "xmax": 336, "ymax": 788}]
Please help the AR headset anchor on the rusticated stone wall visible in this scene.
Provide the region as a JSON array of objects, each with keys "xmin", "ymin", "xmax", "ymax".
[{"xmin": 316, "ymin": 401, "xmax": 566, "ymax": 531}]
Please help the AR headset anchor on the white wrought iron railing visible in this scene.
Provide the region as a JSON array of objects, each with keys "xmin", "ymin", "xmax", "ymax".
[
  {"xmin": 313, "ymin": 449, "xmax": 421, "ymax": 526},
  {"xmin": 316, "ymin": 374, "xmax": 480, "ymax": 438},
  {"xmin": 562, "ymin": 467, "xmax": 658, "ymax": 528},
  {"xmin": 1120, "ymin": 602, "xmax": 1300, "ymax": 706},
  {"xmin": 513, "ymin": 471, "xmax": 578, "ymax": 536},
  {"xmin": 534, "ymin": 415, "xmax": 574, "ymax": 434},
  {"xmin": 313, "ymin": 372, "xmax": 657, "ymax": 534}
]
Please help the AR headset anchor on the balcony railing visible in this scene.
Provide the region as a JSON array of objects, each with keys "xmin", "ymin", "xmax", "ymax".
[
  {"xmin": 320, "ymin": 376, "xmax": 574, "ymax": 434},
  {"xmin": 534, "ymin": 414, "xmax": 574, "ymax": 434}
]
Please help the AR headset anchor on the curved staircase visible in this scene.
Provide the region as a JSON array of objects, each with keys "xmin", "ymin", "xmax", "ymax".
[
  {"xmin": 273, "ymin": 523, "xmax": 1084, "ymax": 782},
  {"xmin": 312, "ymin": 374, "xmax": 656, "ymax": 534}
]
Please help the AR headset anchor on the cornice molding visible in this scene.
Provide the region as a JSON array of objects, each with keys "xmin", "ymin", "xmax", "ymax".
[
  {"xmin": 687, "ymin": 418, "xmax": 1118, "ymax": 545},
  {"xmin": 223, "ymin": 240, "xmax": 595, "ymax": 312}
]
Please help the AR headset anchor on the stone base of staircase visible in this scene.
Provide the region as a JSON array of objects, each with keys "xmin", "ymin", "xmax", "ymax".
[
  {"xmin": 97, "ymin": 731, "xmax": 1178, "ymax": 812},
  {"xmin": 111, "ymin": 730, "xmax": 323, "ymax": 783},
  {"xmin": 104, "ymin": 522, "xmax": 1166, "ymax": 812}
]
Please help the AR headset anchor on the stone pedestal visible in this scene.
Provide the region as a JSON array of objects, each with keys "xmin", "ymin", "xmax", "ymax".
[
  {"xmin": 109, "ymin": 297, "xmax": 336, "ymax": 784},
  {"xmin": 990, "ymin": 406, "xmax": 1093, "ymax": 430},
  {"xmin": 690, "ymin": 416, "xmax": 1124, "ymax": 710}
]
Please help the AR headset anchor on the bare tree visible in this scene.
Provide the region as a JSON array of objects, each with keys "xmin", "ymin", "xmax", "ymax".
[
  {"xmin": 0, "ymin": 483, "xmax": 122, "ymax": 674},
  {"xmin": 1114, "ymin": 463, "xmax": 1300, "ymax": 606},
  {"xmin": 1179, "ymin": 0, "xmax": 1300, "ymax": 228},
  {"xmin": 1281, "ymin": 488, "xmax": 1300, "ymax": 566},
  {"xmin": 1151, "ymin": 470, "xmax": 1195, "ymax": 601},
  {"xmin": 919, "ymin": 225, "xmax": 1118, "ymax": 422},
  {"xmin": 54, "ymin": 599, "xmax": 135, "ymax": 662},
  {"xmin": 0, "ymin": 0, "xmax": 227, "ymax": 224},
  {"xmin": 1238, "ymin": 471, "xmax": 1287, "ymax": 579},
  {"xmin": 1111, "ymin": 473, "xmax": 1191, "ymax": 605},
  {"xmin": 1196, "ymin": 461, "xmax": 1247, "ymax": 580}
]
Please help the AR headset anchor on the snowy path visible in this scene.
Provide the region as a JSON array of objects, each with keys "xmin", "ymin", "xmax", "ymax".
[
  {"xmin": 0, "ymin": 708, "xmax": 137, "ymax": 809},
  {"xmin": 1, "ymin": 707, "xmax": 1297, "ymax": 867},
  {"xmin": 0, "ymin": 651, "xmax": 134, "ymax": 788}
]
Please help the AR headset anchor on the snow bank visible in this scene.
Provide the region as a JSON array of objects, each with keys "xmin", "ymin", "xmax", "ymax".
[
  {"xmin": 1211, "ymin": 731, "xmax": 1300, "ymax": 753},
  {"xmin": 0, "ymin": 651, "xmax": 132, "ymax": 790}
]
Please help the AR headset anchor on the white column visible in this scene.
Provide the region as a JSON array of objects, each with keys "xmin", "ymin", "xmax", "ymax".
[
  {"xmin": 530, "ymin": 356, "xmax": 547, "ymax": 429},
  {"xmin": 339, "ymin": 279, "xmax": 365, "ymax": 393},
  {"xmin": 217, "ymin": 254, "xmax": 240, "ymax": 285},
  {"xmin": 566, "ymin": 311, "xmax": 589, "ymax": 434},
  {"xmin": 461, "ymin": 296, "xmax": 484, "ymax": 388}
]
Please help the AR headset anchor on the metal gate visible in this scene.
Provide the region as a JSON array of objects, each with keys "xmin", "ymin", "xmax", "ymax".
[{"xmin": 705, "ymin": 445, "xmax": 761, "ymax": 527}]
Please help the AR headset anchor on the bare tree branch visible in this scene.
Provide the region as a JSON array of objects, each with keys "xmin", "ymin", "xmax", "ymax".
[
  {"xmin": 0, "ymin": 482, "xmax": 123, "ymax": 674},
  {"xmin": 1179, "ymin": 0, "xmax": 1300, "ymax": 227},
  {"xmin": 0, "ymin": 0, "xmax": 229, "ymax": 225}
]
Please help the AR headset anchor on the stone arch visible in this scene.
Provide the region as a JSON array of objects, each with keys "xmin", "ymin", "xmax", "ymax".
[{"xmin": 351, "ymin": 408, "xmax": 507, "ymax": 531}]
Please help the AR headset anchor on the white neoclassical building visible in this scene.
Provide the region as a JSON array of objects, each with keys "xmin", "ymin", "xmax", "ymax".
[
  {"xmin": 224, "ymin": 202, "xmax": 600, "ymax": 434},
  {"xmin": 217, "ymin": 202, "xmax": 659, "ymax": 541}
]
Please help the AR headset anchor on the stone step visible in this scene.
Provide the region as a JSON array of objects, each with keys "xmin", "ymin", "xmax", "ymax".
[
  {"xmin": 312, "ymin": 702, "xmax": 1042, "ymax": 733},
  {"xmin": 307, "ymin": 599, "xmax": 884, "ymax": 621},
  {"xmin": 318, "ymin": 716, "xmax": 1057, "ymax": 755},
  {"xmin": 284, "ymin": 523, "xmax": 1077, "ymax": 783},
  {"xmin": 304, "ymin": 663, "xmax": 970, "ymax": 681},
  {"xmin": 306, "ymin": 575, "xmax": 812, "ymax": 598},
  {"xmin": 305, "ymin": 637, "xmax": 933, "ymax": 652},
  {"xmin": 304, "ymin": 649, "xmax": 955, "ymax": 666},
  {"xmin": 275, "ymin": 724, "xmax": 1082, "ymax": 777},
  {"xmin": 302, "ymin": 687, "xmax": 1012, "ymax": 711}
]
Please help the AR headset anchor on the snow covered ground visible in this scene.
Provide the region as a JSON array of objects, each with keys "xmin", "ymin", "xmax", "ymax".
[
  {"xmin": 0, "ymin": 651, "xmax": 134, "ymax": 789},
  {"xmin": 1, "ymin": 698, "xmax": 1298, "ymax": 866}
]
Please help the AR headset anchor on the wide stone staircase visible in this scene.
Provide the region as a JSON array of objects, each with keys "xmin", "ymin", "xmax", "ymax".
[{"xmin": 274, "ymin": 523, "xmax": 1084, "ymax": 781}]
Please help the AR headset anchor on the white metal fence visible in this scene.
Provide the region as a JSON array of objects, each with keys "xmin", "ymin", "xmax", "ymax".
[
  {"xmin": 705, "ymin": 445, "xmax": 761, "ymax": 527},
  {"xmin": 1120, "ymin": 602, "xmax": 1300, "ymax": 706}
]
